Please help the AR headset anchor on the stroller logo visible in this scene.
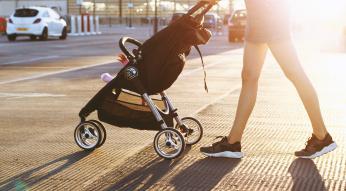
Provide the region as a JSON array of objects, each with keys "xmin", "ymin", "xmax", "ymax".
[{"xmin": 125, "ymin": 66, "xmax": 139, "ymax": 80}]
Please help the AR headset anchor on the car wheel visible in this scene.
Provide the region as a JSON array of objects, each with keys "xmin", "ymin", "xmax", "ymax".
[
  {"xmin": 30, "ymin": 35, "xmax": 36, "ymax": 40},
  {"xmin": 59, "ymin": 27, "xmax": 67, "ymax": 40},
  {"xmin": 7, "ymin": 34, "xmax": 16, "ymax": 42},
  {"xmin": 39, "ymin": 27, "xmax": 48, "ymax": 41}
]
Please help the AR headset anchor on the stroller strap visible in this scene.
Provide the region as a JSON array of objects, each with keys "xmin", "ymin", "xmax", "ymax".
[{"xmin": 194, "ymin": 45, "xmax": 208, "ymax": 93}]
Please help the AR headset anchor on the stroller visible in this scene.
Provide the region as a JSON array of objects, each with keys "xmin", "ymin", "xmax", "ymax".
[{"xmin": 74, "ymin": 1, "xmax": 215, "ymax": 159}]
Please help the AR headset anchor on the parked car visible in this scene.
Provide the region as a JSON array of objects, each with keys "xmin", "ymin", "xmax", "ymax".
[
  {"xmin": 6, "ymin": 7, "xmax": 67, "ymax": 41},
  {"xmin": 228, "ymin": 9, "xmax": 247, "ymax": 42},
  {"xmin": 203, "ymin": 13, "xmax": 222, "ymax": 31}
]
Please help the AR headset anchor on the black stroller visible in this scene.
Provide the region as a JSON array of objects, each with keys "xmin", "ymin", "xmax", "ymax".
[{"xmin": 74, "ymin": 1, "xmax": 215, "ymax": 159}]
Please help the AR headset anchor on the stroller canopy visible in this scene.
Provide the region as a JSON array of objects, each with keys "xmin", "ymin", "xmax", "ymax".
[{"xmin": 136, "ymin": 1, "xmax": 213, "ymax": 94}]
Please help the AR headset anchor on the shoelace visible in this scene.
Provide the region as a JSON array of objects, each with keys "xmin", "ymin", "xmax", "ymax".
[
  {"xmin": 304, "ymin": 136, "xmax": 318, "ymax": 151},
  {"xmin": 212, "ymin": 136, "xmax": 226, "ymax": 147}
]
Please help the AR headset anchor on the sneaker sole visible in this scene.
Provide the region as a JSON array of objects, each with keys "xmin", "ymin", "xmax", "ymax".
[
  {"xmin": 201, "ymin": 151, "xmax": 244, "ymax": 158},
  {"xmin": 298, "ymin": 142, "xmax": 337, "ymax": 159}
]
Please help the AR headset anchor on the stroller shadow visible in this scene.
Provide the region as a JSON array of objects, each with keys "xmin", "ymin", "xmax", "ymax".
[
  {"xmin": 288, "ymin": 158, "xmax": 326, "ymax": 191},
  {"xmin": 0, "ymin": 151, "xmax": 91, "ymax": 190},
  {"xmin": 104, "ymin": 146, "xmax": 192, "ymax": 191},
  {"xmin": 170, "ymin": 157, "xmax": 241, "ymax": 191}
]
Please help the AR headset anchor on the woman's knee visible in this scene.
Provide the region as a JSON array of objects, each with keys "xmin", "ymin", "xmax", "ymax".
[{"xmin": 241, "ymin": 69, "xmax": 260, "ymax": 84}]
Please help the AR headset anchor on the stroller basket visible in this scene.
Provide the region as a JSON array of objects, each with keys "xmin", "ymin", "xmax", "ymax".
[{"xmin": 97, "ymin": 89, "xmax": 174, "ymax": 131}]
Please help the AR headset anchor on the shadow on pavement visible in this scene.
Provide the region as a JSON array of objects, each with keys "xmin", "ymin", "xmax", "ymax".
[
  {"xmin": 170, "ymin": 157, "xmax": 241, "ymax": 191},
  {"xmin": 104, "ymin": 146, "xmax": 191, "ymax": 191},
  {"xmin": 0, "ymin": 151, "xmax": 91, "ymax": 190},
  {"xmin": 288, "ymin": 158, "xmax": 326, "ymax": 191}
]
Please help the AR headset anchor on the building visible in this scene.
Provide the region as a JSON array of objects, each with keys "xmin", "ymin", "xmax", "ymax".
[
  {"xmin": 0, "ymin": 0, "xmax": 67, "ymax": 17},
  {"xmin": 1, "ymin": 0, "xmax": 231, "ymax": 24},
  {"xmin": 67, "ymin": 0, "xmax": 230, "ymax": 24}
]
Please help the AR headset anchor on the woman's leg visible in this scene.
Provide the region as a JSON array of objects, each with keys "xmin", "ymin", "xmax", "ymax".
[
  {"xmin": 227, "ymin": 41, "xmax": 268, "ymax": 144},
  {"xmin": 268, "ymin": 40, "xmax": 328, "ymax": 140}
]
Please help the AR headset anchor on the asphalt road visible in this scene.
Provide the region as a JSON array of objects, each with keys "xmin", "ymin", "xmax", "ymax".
[
  {"xmin": 1, "ymin": 26, "xmax": 346, "ymax": 190},
  {"xmin": 0, "ymin": 28, "xmax": 244, "ymax": 190}
]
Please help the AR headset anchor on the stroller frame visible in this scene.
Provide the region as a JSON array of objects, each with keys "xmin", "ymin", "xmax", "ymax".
[
  {"xmin": 74, "ymin": 1, "xmax": 214, "ymax": 159},
  {"xmin": 74, "ymin": 37, "xmax": 204, "ymax": 159}
]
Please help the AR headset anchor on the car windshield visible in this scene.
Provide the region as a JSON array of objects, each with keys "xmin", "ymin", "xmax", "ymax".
[
  {"xmin": 14, "ymin": 9, "xmax": 39, "ymax": 17},
  {"xmin": 231, "ymin": 10, "xmax": 247, "ymax": 22}
]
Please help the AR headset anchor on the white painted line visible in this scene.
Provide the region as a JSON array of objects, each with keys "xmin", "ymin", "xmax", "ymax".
[
  {"xmin": 1, "ymin": 55, "xmax": 60, "ymax": 66},
  {"xmin": 192, "ymin": 85, "xmax": 241, "ymax": 116},
  {"xmin": 0, "ymin": 61, "xmax": 118, "ymax": 85},
  {"xmin": 0, "ymin": 92, "xmax": 66, "ymax": 98},
  {"xmin": 182, "ymin": 60, "xmax": 222, "ymax": 77},
  {"xmin": 0, "ymin": 48, "xmax": 242, "ymax": 85}
]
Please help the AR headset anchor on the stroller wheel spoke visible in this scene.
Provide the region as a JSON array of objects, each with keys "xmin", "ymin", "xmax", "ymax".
[
  {"xmin": 154, "ymin": 128, "xmax": 185, "ymax": 159},
  {"xmin": 74, "ymin": 121, "xmax": 101, "ymax": 150}
]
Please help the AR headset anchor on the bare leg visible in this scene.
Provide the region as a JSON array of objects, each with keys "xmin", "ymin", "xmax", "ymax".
[
  {"xmin": 227, "ymin": 42, "xmax": 268, "ymax": 144},
  {"xmin": 268, "ymin": 40, "xmax": 328, "ymax": 140}
]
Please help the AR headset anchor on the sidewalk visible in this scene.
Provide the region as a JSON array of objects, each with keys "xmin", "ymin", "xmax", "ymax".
[
  {"xmin": 0, "ymin": 33, "xmax": 345, "ymax": 190},
  {"xmin": 82, "ymin": 50, "xmax": 346, "ymax": 191}
]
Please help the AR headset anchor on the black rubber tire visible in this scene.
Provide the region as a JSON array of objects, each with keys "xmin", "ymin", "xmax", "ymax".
[
  {"xmin": 7, "ymin": 34, "xmax": 16, "ymax": 42},
  {"xmin": 59, "ymin": 27, "xmax": 67, "ymax": 40},
  {"xmin": 89, "ymin": 120, "xmax": 106, "ymax": 147},
  {"xmin": 30, "ymin": 35, "xmax": 36, "ymax": 40},
  {"xmin": 153, "ymin": 128, "xmax": 186, "ymax": 160},
  {"xmin": 176, "ymin": 117, "xmax": 203, "ymax": 145},
  {"xmin": 39, "ymin": 28, "xmax": 48, "ymax": 41},
  {"xmin": 74, "ymin": 121, "xmax": 102, "ymax": 151}
]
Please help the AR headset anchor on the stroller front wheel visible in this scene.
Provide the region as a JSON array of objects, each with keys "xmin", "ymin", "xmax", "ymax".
[
  {"xmin": 89, "ymin": 120, "xmax": 107, "ymax": 147},
  {"xmin": 154, "ymin": 128, "xmax": 186, "ymax": 159},
  {"xmin": 74, "ymin": 121, "xmax": 102, "ymax": 150}
]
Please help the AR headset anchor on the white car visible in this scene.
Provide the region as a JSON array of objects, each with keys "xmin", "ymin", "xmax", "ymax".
[{"xmin": 6, "ymin": 7, "xmax": 67, "ymax": 41}]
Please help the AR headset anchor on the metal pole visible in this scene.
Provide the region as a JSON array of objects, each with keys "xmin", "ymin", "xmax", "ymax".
[
  {"xmin": 153, "ymin": 0, "xmax": 158, "ymax": 33},
  {"xmin": 173, "ymin": 0, "xmax": 176, "ymax": 14},
  {"xmin": 129, "ymin": 0, "xmax": 132, "ymax": 28},
  {"xmin": 93, "ymin": 0, "xmax": 96, "ymax": 18},
  {"xmin": 107, "ymin": 0, "xmax": 111, "ymax": 27},
  {"xmin": 119, "ymin": 0, "xmax": 122, "ymax": 24}
]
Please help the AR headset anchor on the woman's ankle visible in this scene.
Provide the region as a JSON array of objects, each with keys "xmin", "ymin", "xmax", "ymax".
[{"xmin": 227, "ymin": 136, "xmax": 241, "ymax": 144}]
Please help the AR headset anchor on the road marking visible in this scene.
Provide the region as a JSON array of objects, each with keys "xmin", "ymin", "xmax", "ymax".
[
  {"xmin": 182, "ymin": 61, "xmax": 222, "ymax": 77},
  {"xmin": 0, "ymin": 48, "xmax": 242, "ymax": 85},
  {"xmin": 1, "ymin": 55, "xmax": 60, "ymax": 66},
  {"xmin": 192, "ymin": 85, "xmax": 241, "ymax": 116},
  {"xmin": 0, "ymin": 92, "xmax": 65, "ymax": 98},
  {"xmin": 0, "ymin": 61, "xmax": 119, "ymax": 85}
]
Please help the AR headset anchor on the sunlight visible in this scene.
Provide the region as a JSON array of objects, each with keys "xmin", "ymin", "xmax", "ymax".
[{"xmin": 290, "ymin": 0, "xmax": 346, "ymax": 51}]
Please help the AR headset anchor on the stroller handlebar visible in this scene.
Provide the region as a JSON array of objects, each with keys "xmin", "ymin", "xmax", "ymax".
[
  {"xmin": 119, "ymin": 37, "xmax": 142, "ymax": 60},
  {"xmin": 187, "ymin": 1, "xmax": 215, "ymax": 18},
  {"xmin": 118, "ymin": 1, "xmax": 215, "ymax": 60}
]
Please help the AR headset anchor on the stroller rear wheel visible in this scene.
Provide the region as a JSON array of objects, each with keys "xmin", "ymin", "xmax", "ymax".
[
  {"xmin": 74, "ymin": 121, "xmax": 102, "ymax": 150},
  {"xmin": 176, "ymin": 117, "xmax": 203, "ymax": 145},
  {"xmin": 154, "ymin": 128, "xmax": 186, "ymax": 159},
  {"xmin": 89, "ymin": 120, "xmax": 107, "ymax": 147}
]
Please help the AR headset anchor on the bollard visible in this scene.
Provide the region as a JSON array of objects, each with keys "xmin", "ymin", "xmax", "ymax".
[
  {"xmin": 77, "ymin": 15, "xmax": 84, "ymax": 35},
  {"xmin": 83, "ymin": 15, "xmax": 90, "ymax": 35},
  {"xmin": 68, "ymin": 15, "xmax": 77, "ymax": 36},
  {"xmin": 89, "ymin": 16, "xmax": 96, "ymax": 35},
  {"xmin": 95, "ymin": 16, "xmax": 101, "ymax": 34}
]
